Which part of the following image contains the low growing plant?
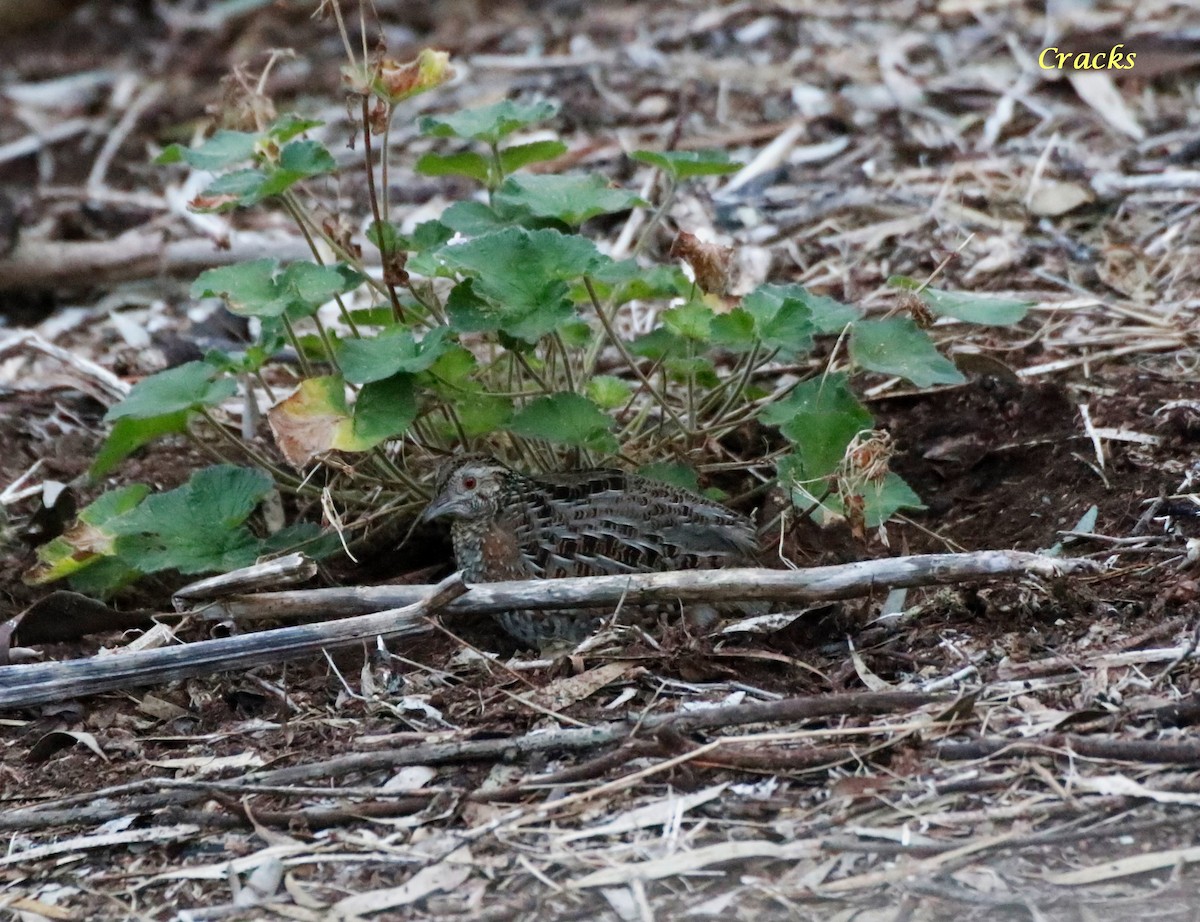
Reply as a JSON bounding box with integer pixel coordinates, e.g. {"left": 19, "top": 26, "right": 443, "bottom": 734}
{"left": 28, "top": 8, "right": 1031, "bottom": 594}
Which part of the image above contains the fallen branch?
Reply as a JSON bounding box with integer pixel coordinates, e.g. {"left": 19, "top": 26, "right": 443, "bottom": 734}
{"left": 0, "top": 575, "right": 466, "bottom": 709}
{"left": 0, "top": 228, "right": 317, "bottom": 291}
{"left": 202, "top": 550, "right": 1092, "bottom": 621}
{"left": 2, "top": 551, "right": 1089, "bottom": 709}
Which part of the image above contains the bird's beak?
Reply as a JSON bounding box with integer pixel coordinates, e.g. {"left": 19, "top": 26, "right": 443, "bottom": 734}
{"left": 420, "top": 491, "right": 455, "bottom": 523}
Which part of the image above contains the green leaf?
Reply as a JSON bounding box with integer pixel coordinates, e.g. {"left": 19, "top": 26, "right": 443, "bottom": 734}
{"left": 630, "top": 149, "right": 742, "bottom": 180}
{"left": 912, "top": 282, "right": 1030, "bottom": 326}
{"left": 493, "top": 174, "right": 644, "bottom": 226}
{"left": 710, "top": 308, "right": 756, "bottom": 350}
{"left": 661, "top": 301, "right": 714, "bottom": 341}
{"left": 738, "top": 288, "right": 819, "bottom": 355}
{"left": 744, "top": 283, "right": 858, "bottom": 334}
{"left": 507, "top": 392, "right": 617, "bottom": 452}
{"left": 254, "top": 139, "right": 336, "bottom": 197}
{"left": 366, "top": 220, "right": 404, "bottom": 257}
{"left": 196, "top": 168, "right": 269, "bottom": 209}
{"left": 454, "top": 394, "right": 513, "bottom": 437}
{"left": 108, "top": 466, "right": 273, "bottom": 574}
{"left": 415, "top": 150, "right": 491, "bottom": 184}
{"left": 67, "top": 556, "right": 144, "bottom": 597}
{"left": 630, "top": 327, "right": 685, "bottom": 361}
{"left": 267, "top": 113, "right": 324, "bottom": 144}
{"left": 410, "top": 219, "right": 455, "bottom": 252}
{"left": 345, "top": 307, "right": 400, "bottom": 327}
{"left": 156, "top": 130, "right": 256, "bottom": 169}
{"left": 499, "top": 140, "right": 568, "bottom": 173}
{"left": 347, "top": 374, "right": 417, "bottom": 448}
{"left": 192, "top": 259, "right": 363, "bottom": 319}
{"left": 105, "top": 361, "right": 235, "bottom": 421}
{"left": 419, "top": 100, "right": 559, "bottom": 143}
{"left": 779, "top": 457, "right": 921, "bottom": 527}
{"left": 424, "top": 346, "right": 478, "bottom": 390}
{"left": 585, "top": 261, "right": 691, "bottom": 306}
{"left": 427, "top": 227, "right": 608, "bottom": 342}
{"left": 760, "top": 374, "right": 873, "bottom": 480}
{"left": 585, "top": 375, "right": 633, "bottom": 409}
{"left": 337, "top": 327, "right": 451, "bottom": 384}
{"left": 850, "top": 317, "right": 966, "bottom": 388}
{"left": 262, "top": 521, "right": 338, "bottom": 559}
{"left": 664, "top": 354, "right": 719, "bottom": 387}
{"left": 436, "top": 201, "right": 510, "bottom": 236}
{"left": 91, "top": 410, "right": 191, "bottom": 478}
{"left": 25, "top": 484, "right": 151, "bottom": 585}
{"left": 559, "top": 318, "right": 592, "bottom": 349}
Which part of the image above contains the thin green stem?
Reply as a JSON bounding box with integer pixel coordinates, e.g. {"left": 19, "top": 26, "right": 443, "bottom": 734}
{"left": 551, "top": 332, "right": 576, "bottom": 393}
{"left": 487, "top": 141, "right": 504, "bottom": 198}
{"left": 278, "top": 194, "right": 361, "bottom": 339}
{"left": 278, "top": 315, "right": 313, "bottom": 378}
{"left": 198, "top": 408, "right": 304, "bottom": 490}
{"left": 360, "top": 95, "right": 406, "bottom": 323}
{"left": 583, "top": 275, "right": 687, "bottom": 432}
{"left": 686, "top": 339, "right": 696, "bottom": 439}
{"left": 631, "top": 175, "right": 678, "bottom": 261}
{"left": 514, "top": 351, "right": 550, "bottom": 393}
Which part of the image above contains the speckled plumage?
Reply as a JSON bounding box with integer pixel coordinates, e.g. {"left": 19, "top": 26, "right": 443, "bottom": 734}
{"left": 421, "top": 458, "right": 760, "bottom": 647}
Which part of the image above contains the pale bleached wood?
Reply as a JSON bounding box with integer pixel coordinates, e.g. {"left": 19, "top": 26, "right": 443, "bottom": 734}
{"left": 0, "top": 575, "right": 465, "bottom": 710}
{"left": 204, "top": 551, "right": 1093, "bottom": 622}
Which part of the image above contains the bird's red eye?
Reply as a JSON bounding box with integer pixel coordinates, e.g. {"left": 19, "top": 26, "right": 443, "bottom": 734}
{"left": 462, "top": 476, "right": 477, "bottom": 489}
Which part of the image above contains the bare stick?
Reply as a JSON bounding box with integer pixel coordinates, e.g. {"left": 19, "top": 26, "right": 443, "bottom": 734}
{"left": 0, "top": 229, "right": 317, "bottom": 291}
{"left": 205, "top": 551, "right": 1093, "bottom": 622}
{"left": 0, "top": 575, "right": 466, "bottom": 709}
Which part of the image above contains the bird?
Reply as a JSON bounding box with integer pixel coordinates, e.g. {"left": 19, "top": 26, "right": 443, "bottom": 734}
{"left": 420, "top": 456, "right": 761, "bottom": 647}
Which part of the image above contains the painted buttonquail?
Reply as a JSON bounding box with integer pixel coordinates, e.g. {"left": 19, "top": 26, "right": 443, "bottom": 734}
{"left": 421, "top": 457, "right": 761, "bottom": 647}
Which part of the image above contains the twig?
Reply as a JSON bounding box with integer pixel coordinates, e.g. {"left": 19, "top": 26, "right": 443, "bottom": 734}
{"left": 0, "top": 228, "right": 318, "bottom": 291}
{"left": 205, "top": 550, "right": 1095, "bottom": 622}
{"left": 0, "top": 574, "right": 467, "bottom": 709}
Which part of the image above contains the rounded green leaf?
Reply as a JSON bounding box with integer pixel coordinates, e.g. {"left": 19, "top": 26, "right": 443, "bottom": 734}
{"left": 105, "top": 362, "right": 236, "bottom": 421}
{"left": 454, "top": 394, "right": 513, "bottom": 437}
{"left": 760, "top": 374, "right": 873, "bottom": 480}
{"left": 419, "top": 100, "right": 559, "bottom": 144}
{"left": 493, "top": 174, "right": 645, "bottom": 226}
{"left": 428, "top": 227, "right": 608, "bottom": 342}
{"left": 499, "top": 140, "right": 568, "bottom": 173}
{"left": 416, "top": 151, "right": 492, "bottom": 184}
{"left": 850, "top": 317, "right": 966, "bottom": 388}
{"left": 157, "top": 130, "right": 257, "bottom": 169}
{"left": 192, "top": 259, "right": 362, "bottom": 319}
{"left": 661, "top": 301, "right": 714, "bottom": 341}
{"left": 585, "top": 375, "right": 633, "bottom": 410}
{"left": 345, "top": 374, "right": 418, "bottom": 449}
{"left": 337, "top": 327, "right": 451, "bottom": 384}
{"left": 507, "top": 392, "right": 617, "bottom": 452}
{"left": 922, "top": 287, "right": 1031, "bottom": 326}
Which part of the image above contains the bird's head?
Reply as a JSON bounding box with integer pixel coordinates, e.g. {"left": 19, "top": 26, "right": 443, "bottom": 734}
{"left": 421, "top": 458, "right": 511, "bottom": 524}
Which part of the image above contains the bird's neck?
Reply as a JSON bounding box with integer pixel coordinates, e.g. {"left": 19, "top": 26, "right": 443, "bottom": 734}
{"left": 451, "top": 514, "right": 529, "bottom": 582}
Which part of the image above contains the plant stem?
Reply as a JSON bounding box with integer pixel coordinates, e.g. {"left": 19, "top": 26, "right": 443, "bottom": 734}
{"left": 583, "top": 275, "right": 687, "bottom": 432}
{"left": 279, "top": 315, "right": 313, "bottom": 379}
{"left": 551, "top": 331, "right": 575, "bottom": 393}
{"left": 631, "top": 175, "right": 677, "bottom": 261}
{"left": 198, "top": 408, "right": 303, "bottom": 490}
{"left": 360, "top": 95, "right": 406, "bottom": 323}
{"left": 279, "top": 194, "right": 361, "bottom": 340}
